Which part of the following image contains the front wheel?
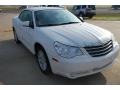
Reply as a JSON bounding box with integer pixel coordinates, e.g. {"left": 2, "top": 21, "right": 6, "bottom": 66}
{"left": 13, "top": 29, "right": 20, "bottom": 44}
{"left": 36, "top": 48, "right": 52, "bottom": 74}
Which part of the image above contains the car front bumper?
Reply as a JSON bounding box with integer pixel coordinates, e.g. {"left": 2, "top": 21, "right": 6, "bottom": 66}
{"left": 50, "top": 42, "right": 119, "bottom": 79}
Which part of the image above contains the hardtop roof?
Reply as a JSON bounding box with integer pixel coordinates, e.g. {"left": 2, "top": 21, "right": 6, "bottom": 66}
{"left": 25, "top": 7, "right": 64, "bottom": 11}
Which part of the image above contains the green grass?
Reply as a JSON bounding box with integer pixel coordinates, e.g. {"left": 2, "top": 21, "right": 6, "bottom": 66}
{"left": 66, "top": 6, "right": 120, "bottom": 21}
{"left": 92, "top": 13, "right": 120, "bottom": 21}
{"left": 0, "top": 6, "right": 18, "bottom": 10}
{"left": 0, "top": 5, "right": 120, "bottom": 21}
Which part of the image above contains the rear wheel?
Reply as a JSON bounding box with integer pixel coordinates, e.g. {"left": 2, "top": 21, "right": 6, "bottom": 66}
{"left": 78, "top": 12, "right": 83, "bottom": 17}
{"left": 88, "top": 15, "right": 93, "bottom": 19}
{"left": 36, "top": 47, "right": 51, "bottom": 74}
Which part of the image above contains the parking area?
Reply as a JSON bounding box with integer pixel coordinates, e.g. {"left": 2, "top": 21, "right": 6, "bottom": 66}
{"left": 0, "top": 13, "right": 120, "bottom": 85}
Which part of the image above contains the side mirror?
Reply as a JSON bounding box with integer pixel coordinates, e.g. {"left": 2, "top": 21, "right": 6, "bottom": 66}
{"left": 22, "top": 21, "right": 30, "bottom": 27}
{"left": 22, "top": 21, "right": 34, "bottom": 29}
{"left": 79, "top": 17, "right": 84, "bottom": 22}
{"left": 29, "top": 21, "right": 34, "bottom": 29}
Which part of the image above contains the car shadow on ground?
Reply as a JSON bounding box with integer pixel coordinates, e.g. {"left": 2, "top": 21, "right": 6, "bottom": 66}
{"left": 0, "top": 39, "right": 107, "bottom": 85}
{"left": 47, "top": 72, "right": 107, "bottom": 85}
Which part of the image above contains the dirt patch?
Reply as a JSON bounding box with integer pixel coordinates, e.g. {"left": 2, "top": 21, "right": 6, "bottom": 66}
{"left": 0, "top": 12, "right": 18, "bottom": 32}
{"left": 0, "top": 31, "right": 13, "bottom": 41}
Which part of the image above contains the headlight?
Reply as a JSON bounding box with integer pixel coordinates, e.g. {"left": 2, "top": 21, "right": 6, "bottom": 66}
{"left": 54, "top": 42, "right": 84, "bottom": 58}
{"left": 111, "top": 34, "right": 116, "bottom": 42}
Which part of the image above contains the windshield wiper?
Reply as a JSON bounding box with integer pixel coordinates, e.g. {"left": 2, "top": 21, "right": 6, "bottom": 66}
{"left": 38, "top": 22, "right": 80, "bottom": 27}
{"left": 59, "top": 22, "right": 80, "bottom": 25}
{"left": 38, "top": 24, "right": 61, "bottom": 27}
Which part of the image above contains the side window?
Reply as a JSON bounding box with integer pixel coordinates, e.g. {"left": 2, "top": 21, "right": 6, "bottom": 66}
{"left": 73, "top": 6, "right": 77, "bottom": 10}
{"left": 82, "top": 5, "right": 86, "bottom": 9}
{"left": 88, "top": 5, "right": 96, "bottom": 10}
{"left": 19, "top": 10, "right": 33, "bottom": 22}
{"left": 76, "top": 6, "right": 81, "bottom": 9}
{"left": 19, "top": 11, "right": 25, "bottom": 21}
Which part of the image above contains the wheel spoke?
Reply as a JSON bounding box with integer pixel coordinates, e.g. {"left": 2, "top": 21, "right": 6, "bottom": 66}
{"left": 37, "top": 50, "right": 47, "bottom": 71}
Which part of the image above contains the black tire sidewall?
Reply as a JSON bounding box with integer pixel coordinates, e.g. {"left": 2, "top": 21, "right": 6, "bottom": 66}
{"left": 88, "top": 15, "right": 93, "bottom": 19}
{"left": 13, "top": 30, "right": 20, "bottom": 43}
{"left": 36, "top": 48, "right": 51, "bottom": 74}
{"left": 78, "top": 12, "right": 83, "bottom": 17}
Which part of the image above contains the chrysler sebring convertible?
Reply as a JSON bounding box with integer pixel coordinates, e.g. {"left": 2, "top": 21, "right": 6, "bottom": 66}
{"left": 12, "top": 7, "right": 119, "bottom": 79}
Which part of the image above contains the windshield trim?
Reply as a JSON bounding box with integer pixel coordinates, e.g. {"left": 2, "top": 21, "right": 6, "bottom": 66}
{"left": 37, "top": 22, "right": 80, "bottom": 27}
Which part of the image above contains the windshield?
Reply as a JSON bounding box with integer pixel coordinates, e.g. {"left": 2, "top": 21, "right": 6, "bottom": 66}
{"left": 34, "top": 9, "right": 82, "bottom": 26}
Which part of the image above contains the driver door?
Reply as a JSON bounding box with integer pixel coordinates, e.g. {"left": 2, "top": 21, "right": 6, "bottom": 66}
{"left": 18, "top": 10, "right": 35, "bottom": 51}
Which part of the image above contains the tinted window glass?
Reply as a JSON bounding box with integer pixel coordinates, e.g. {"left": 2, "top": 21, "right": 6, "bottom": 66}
{"left": 74, "top": 6, "right": 81, "bottom": 9}
{"left": 19, "top": 10, "right": 33, "bottom": 22}
{"left": 82, "top": 5, "right": 86, "bottom": 9}
{"left": 34, "top": 9, "right": 81, "bottom": 26}
{"left": 88, "top": 5, "right": 96, "bottom": 10}
{"left": 78, "top": 6, "right": 81, "bottom": 9}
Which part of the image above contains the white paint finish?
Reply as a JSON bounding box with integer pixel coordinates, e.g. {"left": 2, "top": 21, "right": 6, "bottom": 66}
{"left": 12, "top": 7, "right": 119, "bottom": 79}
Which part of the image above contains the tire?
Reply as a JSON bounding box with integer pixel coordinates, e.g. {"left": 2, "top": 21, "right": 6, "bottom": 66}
{"left": 78, "top": 12, "right": 83, "bottom": 17}
{"left": 88, "top": 15, "right": 93, "bottom": 19}
{"left": 13, "top": 28, "right": 21, "bottom": 44}
{"left": 36, "top": 47, "right": 51, "bottom": 74}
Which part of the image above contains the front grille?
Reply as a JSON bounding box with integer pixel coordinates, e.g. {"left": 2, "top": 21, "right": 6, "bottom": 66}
{"left": 84, "top": 40, "right": 113, "bottom": 57}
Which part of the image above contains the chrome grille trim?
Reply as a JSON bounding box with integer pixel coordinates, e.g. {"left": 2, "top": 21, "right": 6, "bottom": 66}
{"left": 84, "top": 40, "right": 113, "bottom": 57}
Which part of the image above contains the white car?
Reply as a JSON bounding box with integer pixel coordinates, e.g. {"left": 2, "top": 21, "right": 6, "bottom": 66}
{"left": 12, "top": 7, "right": 119, "bottom": 79}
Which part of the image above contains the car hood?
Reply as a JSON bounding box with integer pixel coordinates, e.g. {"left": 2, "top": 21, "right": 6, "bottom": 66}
{"left": 38, "top": 22, "right": 112, "bottom": 47}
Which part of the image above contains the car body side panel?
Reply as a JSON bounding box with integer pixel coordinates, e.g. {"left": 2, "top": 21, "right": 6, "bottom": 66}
{"left": 12, "top": 8, "right": 119, "bottom": 79}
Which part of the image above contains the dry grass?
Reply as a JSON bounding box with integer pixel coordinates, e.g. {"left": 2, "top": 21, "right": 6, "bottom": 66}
{"left": 93, "top": 13, "right": 120, "bottom": 20}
